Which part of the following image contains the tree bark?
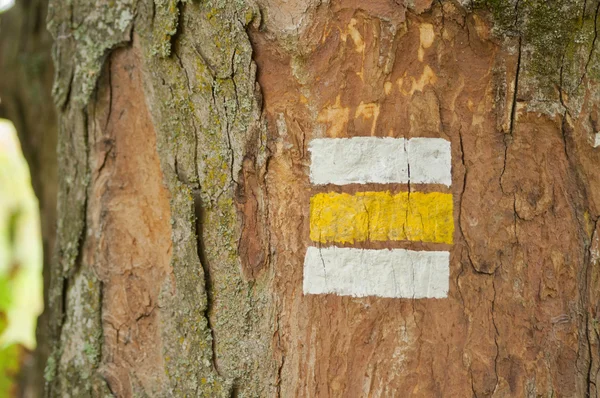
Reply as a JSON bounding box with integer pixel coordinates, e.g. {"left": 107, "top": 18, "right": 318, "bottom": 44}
{"left": 5, "top": 0, "right": 600, "bottom": 396}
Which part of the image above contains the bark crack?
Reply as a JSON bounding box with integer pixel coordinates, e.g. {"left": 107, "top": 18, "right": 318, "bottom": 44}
{"left": 585, "top": 216, "right": 599, "bottom": 397}
{"left": 491, "top": 275, "right": 500, "bottom": 394}
{"left": 457, "top": 126, "right": 479, "bottom": 274}
{"left": 317, "top": 243, "right": 329, "bottom": 292}
{"left": 578, "top": 1, "right": 600, "bottom": 88}
{"left": 500, "top": 36, "right": 521, "bottom": 195}
{"left": 193, "top": 190, "right": 222, "bottom": 378}
{"left": 455, "top": 129, "right": 468, "bottom": 305}
{"left": 403, "top": 139, "right": 411, "bottom": 240}
{"left": 559, "top": 54, "right": 573, "bottom": 162}
{"left": 274, "top": 309, "right": 285, "bottom": 398}
{"left": 174, "top": 50, "right": 201, "bottom": 185}
{"left": 222, "top": 95, "right": 238, "bottom": 187}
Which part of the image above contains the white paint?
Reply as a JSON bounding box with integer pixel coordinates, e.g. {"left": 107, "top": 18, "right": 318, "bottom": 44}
{"left": 309, "top": 137, "right": 408, "bottom": 185}
{"left": 407, "top": 137, "right": 452, "bottom": 186}
{"left": 303, "top": 246, "right": 449, "bottom": 298}
{"left": 594, "top": 132, "right": 600, "bottom": 148}
{"left": 309, "top": 137, "right": 451, "bottom": 186}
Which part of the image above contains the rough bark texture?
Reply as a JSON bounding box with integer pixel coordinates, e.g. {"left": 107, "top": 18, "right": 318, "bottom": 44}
{"left": 3, "top": 0, "right": 600, "bottom": 396}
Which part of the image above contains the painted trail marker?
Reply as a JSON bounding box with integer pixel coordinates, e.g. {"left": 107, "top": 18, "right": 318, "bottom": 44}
{"left": 310, "top": 191, "right": 454, "bottom": 245}
{"left": 309, "top": 137, "right": 451, "bottom": 186}
{"left": 304, "top": 136, "right": 453, "bottom": 299}
{"left": 304, "top": 247, "right": 449, "bottom": 298}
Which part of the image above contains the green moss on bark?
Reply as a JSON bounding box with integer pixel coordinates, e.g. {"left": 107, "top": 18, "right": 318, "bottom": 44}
{"left": 137, "top": 0, "right": 276, "bottom": 395}
{"left": 475, "top": 0, "right": 599, "bottom": 112}
{"left": 152, "top": 0, "right": 182, "bottom": 57}
{"left": 47, "top": 0, "right": 136, "bottom": 107}
{"left": 47, "top": 0, "right": 272, "bottom": 394}
{"left": 46, "top": 0, "right": 137, "bottom": 388}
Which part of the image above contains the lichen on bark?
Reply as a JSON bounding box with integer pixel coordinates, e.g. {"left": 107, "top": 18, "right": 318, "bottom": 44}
{"left": 475, "top": 0, "right": 600, "bottom": 113}
{"left": 47, "top": 0, "right": 136, "bottom": 107}
{"left": 136, "top": 0, "right": 276, "bottom": 394}
{"left": 45, "top": 3, "right": 139, "bottom": 391}
{"left": 45, "top": 0, "right": 275, "bottom": 395}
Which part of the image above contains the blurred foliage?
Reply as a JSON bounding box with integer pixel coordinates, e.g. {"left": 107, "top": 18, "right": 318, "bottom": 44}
{"left": 0, "top": 119, "right": 43, "bottom": 396}
{"left": 0, "top": 0, "right": 14, "bottom": 13}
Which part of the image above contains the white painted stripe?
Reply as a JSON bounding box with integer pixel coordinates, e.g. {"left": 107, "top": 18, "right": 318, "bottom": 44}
{"left": 308, "top": 137, "right": 451, "bottom": 186}
{"left": 309, "top": 137, "right": 409, "bottom": 185}
{"left": 407, "top": 137, "right": 452, "bottom": 186}
{"left": 303, "top": 246, "right": 449, "bottom": 298}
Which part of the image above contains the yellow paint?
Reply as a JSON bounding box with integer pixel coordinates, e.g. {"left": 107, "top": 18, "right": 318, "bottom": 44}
{"left": 317, "top": 95, "right": 350, "bottom": 137}
{"left": 310, "top": 191, "right": 454, "bottom": 244}
{"left": 355, "top": 102, "right": 380, "bottom": 136}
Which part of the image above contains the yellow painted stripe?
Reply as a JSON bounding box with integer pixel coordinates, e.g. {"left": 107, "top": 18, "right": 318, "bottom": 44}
{"left": 310, "top": 191, "right": 454, "bottom": 245}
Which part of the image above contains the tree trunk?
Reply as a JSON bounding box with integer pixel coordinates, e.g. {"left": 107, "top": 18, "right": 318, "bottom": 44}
{"left": 5, "top": 0, "right": 600, "bottom": 396}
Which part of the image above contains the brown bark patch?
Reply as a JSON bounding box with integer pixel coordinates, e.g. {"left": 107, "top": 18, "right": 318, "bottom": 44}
{"left": 85, "top": 45, "right": 172, "bottom": 396}
{"left": 237, "top": 156, "right": 269, "bottom": 279}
